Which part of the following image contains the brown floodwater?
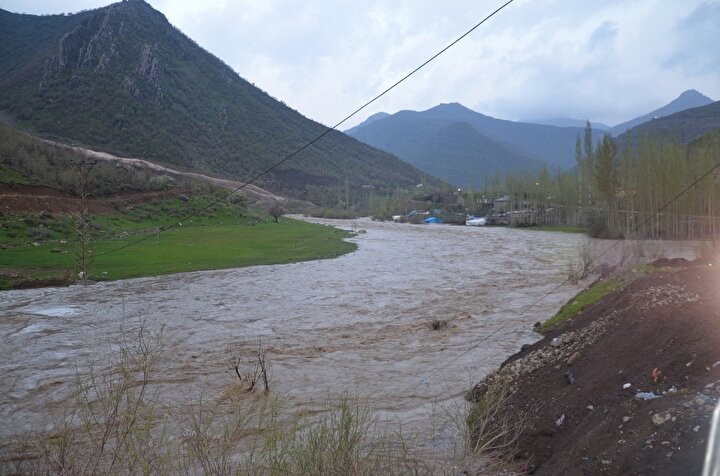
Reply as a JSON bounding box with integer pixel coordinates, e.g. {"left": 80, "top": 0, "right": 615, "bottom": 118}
{"left": 0, "top": 219, "right": 700, "bottom": 450}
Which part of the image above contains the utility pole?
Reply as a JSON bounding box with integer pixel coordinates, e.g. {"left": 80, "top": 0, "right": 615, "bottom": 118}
{"left": 71, "top": 160, "right": 95, "bottom": 285}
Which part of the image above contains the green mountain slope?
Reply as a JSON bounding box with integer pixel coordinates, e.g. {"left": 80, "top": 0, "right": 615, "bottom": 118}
{"left": 0, "top": 1, "right": 438, "bottom": 206}
{"left": 609, "top": 89, "right": 714, "bottom": 137}
{"left": 352, "top": 120, "right": 543, "bottom": 188}
{"left": 346, "top": 103, "right": 599, "bottom": 177}
{"left": 616, "top": 101, "right": 720, "bottom": 144}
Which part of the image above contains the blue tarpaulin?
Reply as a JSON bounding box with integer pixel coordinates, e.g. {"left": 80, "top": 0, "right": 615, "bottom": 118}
{"left": 423, "top": 216, "right": 442, "bottom": 224}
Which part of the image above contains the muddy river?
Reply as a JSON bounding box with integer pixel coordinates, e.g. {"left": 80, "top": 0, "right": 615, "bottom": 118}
{"left": 2, "top": 219, "right": 689, "bottom": 450}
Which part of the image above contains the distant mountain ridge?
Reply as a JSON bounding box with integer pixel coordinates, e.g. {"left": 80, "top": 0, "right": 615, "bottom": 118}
{"left": 394, "top": 121, "right": 543, "bottom": 189}
{"left": 346, "top": 103, "right": 596, "bottom": 187}
{"left": 616, "top": 100, "right": 720, "bottom": 145}
{"left": 527, "top": 118, "right": 610, "bottom": 131}
{"left": 0, "top": 0, "right": 439, "bottom": 206}
{"left": 609, "top": 89, "right": 714, "bottom": 136}
{"left": 345, "top": 90, "right": 715, "bottom": 187}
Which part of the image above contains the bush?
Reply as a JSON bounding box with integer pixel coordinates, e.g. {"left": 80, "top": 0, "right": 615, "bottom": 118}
{"left": 28, "top": 227, "right": 51, "bottom": 240}
{"left": 147, "top": 175, "right": 175, "bottom": 191}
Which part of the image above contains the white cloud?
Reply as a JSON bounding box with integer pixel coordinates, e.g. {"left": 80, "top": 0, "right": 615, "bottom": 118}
{"left": 1, "top": 0, "right": 718, "bottom": 127}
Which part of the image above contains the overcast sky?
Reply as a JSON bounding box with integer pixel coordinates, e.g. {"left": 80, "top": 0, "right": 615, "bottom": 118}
{"left": 2, "top": 0, "right": 719, "bottom": 128}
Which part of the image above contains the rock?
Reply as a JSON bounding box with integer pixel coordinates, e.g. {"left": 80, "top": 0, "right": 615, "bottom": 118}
{"left": 623, "top": 416, "right": 631, "bottom": 423}
{"left": 520, "top": 344, "right": 532, "bottom": 353}
{"left": 623, "top": 383, "right": 632, "bottom": 390}
{"left": 587, "top": 405, "right": 595, "bottom": 411}
{"left": 561, "top": 333, "right": 574, "bottom": 344}
{"left": 550, "top": 337, "right": 562, "bottom": 348}
{"left": 567, "top": 351, "right": 582, "bottom": 366}
{"left": 565, "top": 370, "right": 576, "bottom": 384}
{"left": 555, "top": 414, "right": 566, "bottom": 427}
{"left": 652, "top": 413, "right": 672, "bottom": 425}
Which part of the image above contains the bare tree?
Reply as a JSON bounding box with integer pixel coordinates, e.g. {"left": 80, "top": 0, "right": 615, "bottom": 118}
{"left": 268, "top": 202, "right": 285, "bottom": 223}
{"left": 228, "top": 339, "right": 270, "bottom": 393}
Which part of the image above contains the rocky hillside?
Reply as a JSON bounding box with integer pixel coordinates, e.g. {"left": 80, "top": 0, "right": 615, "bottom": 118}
{"left": 0, "top": 1, "right": 439, "bottom": 206}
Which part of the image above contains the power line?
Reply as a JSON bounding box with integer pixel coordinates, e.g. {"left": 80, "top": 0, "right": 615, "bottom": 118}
{"left": 424, "top": 157, "right": 720, "bottom": 378}
{"left": 91, "top": 0, "right": 516, "bottom": 260}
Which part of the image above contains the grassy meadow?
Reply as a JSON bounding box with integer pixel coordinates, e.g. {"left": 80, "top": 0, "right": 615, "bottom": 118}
{"left": 0, "top": 195, "right": 356, "bottom": 288}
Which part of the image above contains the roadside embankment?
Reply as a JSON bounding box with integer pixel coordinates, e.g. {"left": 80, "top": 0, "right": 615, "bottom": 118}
{"left": 468, "top": 255, "right": 720, "bottom": 475}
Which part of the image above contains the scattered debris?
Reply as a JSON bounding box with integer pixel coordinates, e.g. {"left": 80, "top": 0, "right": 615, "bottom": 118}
{"left": 652, "top": 413, "right": 672, "bottom": 426}
{"left": 652, "top": 367, "right": 662, "bottom": 383}
{"left": 635, "top": 391, "right": 662, "bottom": 401}
{"left": 467, "top": 266, "right": 720, "bottom": 475}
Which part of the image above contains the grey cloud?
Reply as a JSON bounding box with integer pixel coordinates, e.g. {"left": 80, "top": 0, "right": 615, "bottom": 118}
{"left": 663, "top": 2, "right": 720, "bottom": 73}
{"left": 587, "top": 21, "right": 618, "bottom": 51}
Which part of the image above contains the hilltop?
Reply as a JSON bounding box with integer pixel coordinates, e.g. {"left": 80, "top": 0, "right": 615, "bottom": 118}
{"left": 345, "top": 89, "right": 717, "bottom": 188}
{"left": 609, "top": 89, "right": 714, "bottom": 136}
{"left": 346, "top": 103, "right": 590, "bottom": 187}
{"left": 0, "top": 1, "right": 439, "bottom": 207}
{"left": 617, "top": 100, "right": 720, "bottom": 145}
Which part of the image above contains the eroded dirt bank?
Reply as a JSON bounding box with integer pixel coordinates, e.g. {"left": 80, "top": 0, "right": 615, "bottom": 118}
{"left": 469, "top": 259, "right": 720, "bottom": 475}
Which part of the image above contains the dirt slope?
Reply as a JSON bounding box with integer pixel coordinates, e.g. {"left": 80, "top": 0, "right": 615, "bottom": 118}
{"left": 41, "top": 138, "right": 310, "bottom": 209}
{"left": 470, "top": 261, "right": 720, "bottom": 475}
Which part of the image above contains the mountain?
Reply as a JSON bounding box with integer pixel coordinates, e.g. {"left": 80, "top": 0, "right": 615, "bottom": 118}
{"left": 394, "top": 121, "right": 544, "bottom": 188}
{"left": 616, "top": 101, "right": 720, "bottom": 145}
{"left": 609, "top": 89, "right": 714, "bottom": 136}
{"left": 528, "top": 118, "right": 610, "bottom": 131}
{"left": 346, "top": 103, "right": 600, "bottom": 185}
{"left": 0, "top": 1, "right": 439, "bottom": 206}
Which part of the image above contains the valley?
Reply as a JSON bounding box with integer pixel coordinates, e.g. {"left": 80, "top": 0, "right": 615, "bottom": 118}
{"left": 1, "top": 0, "right": 719, "bottom": 474}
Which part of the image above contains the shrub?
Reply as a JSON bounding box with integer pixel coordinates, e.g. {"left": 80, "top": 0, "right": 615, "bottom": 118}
{"left": 28, "top": 227, "right": 51, "bottom": 240}
{"left": 147, "top": 175, "right": 175, "bottom": 191}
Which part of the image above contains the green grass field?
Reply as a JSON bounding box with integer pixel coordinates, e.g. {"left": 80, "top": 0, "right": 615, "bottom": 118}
{"left": 0, "top": 195, "right": 356, "bottom": 289}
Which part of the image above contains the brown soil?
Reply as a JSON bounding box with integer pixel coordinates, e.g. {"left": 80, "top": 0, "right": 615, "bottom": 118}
{"left": 0, "top": 182, "right": 177, "bottom": 215}
{"left": 39, "top": 138, "right": 313, "bottom": 209}
{"left": 470, "top": 262, "right": 720, "bottom": 475}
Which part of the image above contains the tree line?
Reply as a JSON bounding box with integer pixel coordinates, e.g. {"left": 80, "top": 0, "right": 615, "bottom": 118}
{"left": 476, "top": 124, "right": 720, "bottom": 240}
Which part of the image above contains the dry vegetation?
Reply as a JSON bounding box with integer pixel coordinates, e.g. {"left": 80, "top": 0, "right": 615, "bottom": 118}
{"left": 0, "top": 319, "right": 495, "bottom": 475}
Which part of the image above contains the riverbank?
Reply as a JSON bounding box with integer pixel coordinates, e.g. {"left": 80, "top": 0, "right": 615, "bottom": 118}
{"left": 467, "top": 254, "right": 720, "bottom": 474}
{"left": 0, "top": 192, "right": 356, "bottom": 289}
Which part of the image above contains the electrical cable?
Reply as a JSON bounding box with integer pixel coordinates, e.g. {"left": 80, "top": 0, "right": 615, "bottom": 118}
{"left": 423, "top": 157, "right": 720, "bottom": 378}
{"left": 91, "top": 0, "right": 516, "bottom": 261}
